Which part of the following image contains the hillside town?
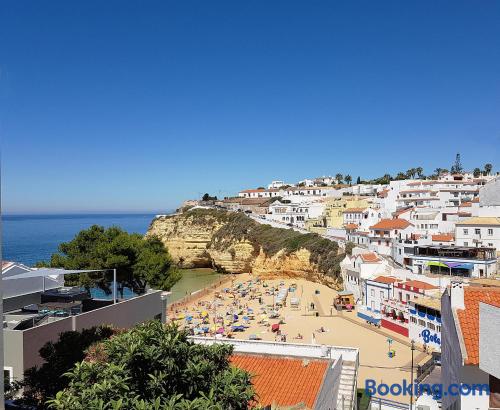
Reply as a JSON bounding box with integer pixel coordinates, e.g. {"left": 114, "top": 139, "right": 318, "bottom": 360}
{"left": 2, "top": 162, "right": 499, "bottom": 410}
{"left": 173, "top": 162, "right": 500, "bottom": 410}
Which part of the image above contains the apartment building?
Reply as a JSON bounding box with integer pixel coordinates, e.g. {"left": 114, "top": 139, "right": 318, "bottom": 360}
{"left": 441, "top": 282, "right": 500, "bottom": 410}
{"left": 455, "top": 217, "right": 500, "bottom": 254}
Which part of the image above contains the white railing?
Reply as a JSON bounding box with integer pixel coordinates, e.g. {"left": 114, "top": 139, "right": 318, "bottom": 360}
{"left": 189, "top": 336, "right": 359, "bottom": 362}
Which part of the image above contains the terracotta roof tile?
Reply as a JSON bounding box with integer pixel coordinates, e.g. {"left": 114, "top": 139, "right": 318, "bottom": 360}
{"left": 344, "top": 223, "right": 359, "bottom": 230}
{"left": 342, "top": 207, "right": 367, "bottom": 213}
{"left": 359, "top": 252, "right": 381, "bottom": 263}
{"left": 231, "top": 354, "right": 330, "bottom": 408}
{"left": 370, "top": 218, "right": 412, "bottom": 230}
{"left": 456, "top": 287, "right": 500, "bottom": 365}
{"left": 373, "top": 276, "right": 400, "bottom": 284}
{"left": 401, "top": 280, "right": 438, "bottom": 290}
{"left": 431, "top": 233, "right": 454, "bottom": 242}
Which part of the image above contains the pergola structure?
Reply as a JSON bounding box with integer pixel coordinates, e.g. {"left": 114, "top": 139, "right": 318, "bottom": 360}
{"left": 4, "top": 268, "right": 119, "bottom": 303}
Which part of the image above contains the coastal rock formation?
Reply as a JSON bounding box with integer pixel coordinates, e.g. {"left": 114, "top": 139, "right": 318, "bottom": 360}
{"left": 147, "top": 211, "right": 224, "bottom": 268}
{"left": 147, "top": 209, "right": 344, "bottom": 289}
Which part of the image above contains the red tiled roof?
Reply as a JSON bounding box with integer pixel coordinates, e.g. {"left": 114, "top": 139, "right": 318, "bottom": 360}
{"left": 457, "top": 287, "right": 500, "bottom": 365}
{"left": 402, "top": 280, "right": 438, "bottom": 290}
{"left": 230, "top": 354, "right": 329, "bottom": 408}
{"left": 370, "top": 218, "right": 412, "bottom": 230}
{"left": 345, "top": 223, "right": 359, "bottom": 230}
{"left": 373, "top": 276, "right": 400, "bottom": 284}
{"left": 432, "top": 233, "right": 454, "bottom": 242}
{"left": 393, "top": 207, "right": 413, "bottom": 217}
{"left": 240, "top": 188, "right": 279, "bottom": 193}
{"left": 359, "top": 252, "right": 381, "bottom": 263}
{"left": 342, "top": 207, "right": 367, "bottom": 213}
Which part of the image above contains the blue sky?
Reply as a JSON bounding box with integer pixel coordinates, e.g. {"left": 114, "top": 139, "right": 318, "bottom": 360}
{"left": 1, "top": 1, "right": 499, "bottom": 213}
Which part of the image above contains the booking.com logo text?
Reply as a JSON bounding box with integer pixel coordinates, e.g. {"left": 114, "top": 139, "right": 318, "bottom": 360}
{"left": 365, "top": 379, "right": 490, "bottom": 400}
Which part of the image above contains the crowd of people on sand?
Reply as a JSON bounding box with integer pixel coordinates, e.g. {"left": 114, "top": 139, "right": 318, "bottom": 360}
{"left": 168, "top": 276, "right": 332, "bottom": 343}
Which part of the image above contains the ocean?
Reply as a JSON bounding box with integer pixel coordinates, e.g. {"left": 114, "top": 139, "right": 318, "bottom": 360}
{"left": 2, "top": 213, "right": 223, "bottom": 299}
{"left": 2, "top": 213, "right": 156, "bottom": 266}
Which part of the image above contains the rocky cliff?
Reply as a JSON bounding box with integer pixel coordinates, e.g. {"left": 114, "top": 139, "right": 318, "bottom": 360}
{"left": 147, "top": 209, "right": 344, "bottom": 288}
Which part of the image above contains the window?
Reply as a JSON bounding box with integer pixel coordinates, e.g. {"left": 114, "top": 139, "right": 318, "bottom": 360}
{"left": 410, "top": 316, "right": 417, "bottom": 324}
{"left": 475, "top": 228, "right": 481, "bottom": 235}
{"left": 428, "top": 322, "right": 436, "bottom": 330}
{"left": 406, "top": 294, "right": 410, "bottom": 302}
{"left": 380, "top": 291, "right": 384, "bottom": 299}
{"left": 436, "top": 325, "right": 441, "bottom": 333}
{"left": 371, "top": 289, "right": 375, "bottom": 297}
{"left": 463, "top": 229, "right": 468, "bottom": 235}
{"left": 488, "top": 228, "right": 493, "bottom": 235}
{"left": 464, "top": 242, "right": 468, "bottom": 247}
{"left": 418, "top": 319, "right": 426, "bottom": 327}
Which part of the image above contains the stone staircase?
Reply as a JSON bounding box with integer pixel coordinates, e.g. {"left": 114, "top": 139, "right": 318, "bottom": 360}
{"left": 336, "top": 360, "right": 357, "bottom": 410}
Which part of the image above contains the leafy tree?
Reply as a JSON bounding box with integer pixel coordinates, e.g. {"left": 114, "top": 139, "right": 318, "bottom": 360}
{"left": 46, "top": 225, "right": 180, "bottom": 294}
{"left": 345, "top": 175, "right": 352, "bottom": 185}
{"left": 9, "top": 326, "right": 114, "bottom": 409}
{"left": 48, "top": 322, "right": 255, "bottom": 410}
{"left": 202, "top": 193, "right": 218, "bottom": 201}
{"left": 335, "top": 173, "right": 343, "bottom": 184}
{"left": 395, "top": 172, "right": 406, "bottom": 180}
{"left": 416, "top": 167, "right": 424, "bottom": 179}
{"left": 484, "top": 163, "right": 493, "bottom": 175}
{"left": 473, "top": 167, "right": 482, "bottom": 178}
{"left": 434, "top": 168, "right": 443, "bottom": 177}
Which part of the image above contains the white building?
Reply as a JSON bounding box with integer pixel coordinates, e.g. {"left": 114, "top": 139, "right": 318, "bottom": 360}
{"left": 266, "top": 199, "right": 325, "bottom": 228}
{"left": 368, "top": 218, "right": 415, "bottom": 256}
{"left": 455, "top": 217, "right": 500, "bottom": 254}
{"left": 238, "top": 188, "right": 281, "bottom": 198}
{"left": 441, "top": 282, "right": 500, "bottom": 410}
{"left": 408, "top": 297, "right": 442, "bottom": 351}
{"left": 191, "top": 337, "right": 360, "bottom": 410}
{"left": 408, "top": 245, "right": 497, "bottom": 278}
{"left": 340, "top": 251, "right": 390, "bottom": 303}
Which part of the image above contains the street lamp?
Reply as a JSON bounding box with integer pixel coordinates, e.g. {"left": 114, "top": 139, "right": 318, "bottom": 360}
{"left": 410, "top": 339, "right": 416, "bottom": 410}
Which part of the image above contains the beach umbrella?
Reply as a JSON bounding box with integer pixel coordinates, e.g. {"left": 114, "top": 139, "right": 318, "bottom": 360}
{"left": 260, "top": 314, "right": 267, "bottom": 319}
{"left": 201, "top": 311, "right": 208, "bottom": 317}
{"left": 243, "top": 316, "right": 249, "bottom": 321}
{"left": 216, "top": 327, "right": 224, "bottom": 334}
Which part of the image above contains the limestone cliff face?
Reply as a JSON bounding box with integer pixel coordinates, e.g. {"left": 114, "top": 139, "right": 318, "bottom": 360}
{"left": 147, "top": 210, "right": 342, "bottom": 289}
{"left": 147, "top": 213, "right": 223, "bottom": 268}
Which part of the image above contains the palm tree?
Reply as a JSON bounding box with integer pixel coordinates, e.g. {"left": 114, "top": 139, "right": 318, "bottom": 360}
{"left": 416, "top": 167, "right": 424, "bottom": 179}
{"left": 434, "top": 168, "right": 442, "bottom": 177}
{"left": 335, "top": 173, "right": 343, "bottom": 184}
{"left": 484, "top": 163, "right": 493, "bottom": 176}
{"left": 406, "top": 168, "right": 417, "bottom": 179}
{"left": 473, "top": 168, "right": 482, "bottom": 178}
{"left": 345, "top": 175, "right": 352, "bottom": 185}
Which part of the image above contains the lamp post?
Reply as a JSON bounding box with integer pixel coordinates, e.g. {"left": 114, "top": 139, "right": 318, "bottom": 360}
{"left": 410, "top": 339, "right": 416, "bottom": 410}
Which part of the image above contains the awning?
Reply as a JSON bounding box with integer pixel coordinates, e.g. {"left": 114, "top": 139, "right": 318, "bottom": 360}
{"left": 427, "top": 261, "right": 448, "bottom": 268}
{"left": 3, "top": 268, "right": 104, "bottom": 280}
{"left": 456, "top": 263, "right": 474, "bottom": 270}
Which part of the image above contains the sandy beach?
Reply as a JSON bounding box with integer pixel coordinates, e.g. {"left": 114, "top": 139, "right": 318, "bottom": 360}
{"left": 169, "top": 273, "right": 430, "bottom": 404}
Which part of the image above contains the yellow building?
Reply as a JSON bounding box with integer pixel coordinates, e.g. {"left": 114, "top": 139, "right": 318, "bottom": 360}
{"left": 322, "top": 196, "right": 370, "bottom": 229}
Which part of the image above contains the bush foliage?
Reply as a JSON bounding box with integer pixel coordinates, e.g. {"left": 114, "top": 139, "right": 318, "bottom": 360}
{"left": 48, "top": 322, "right": 255, "bottom": 410}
